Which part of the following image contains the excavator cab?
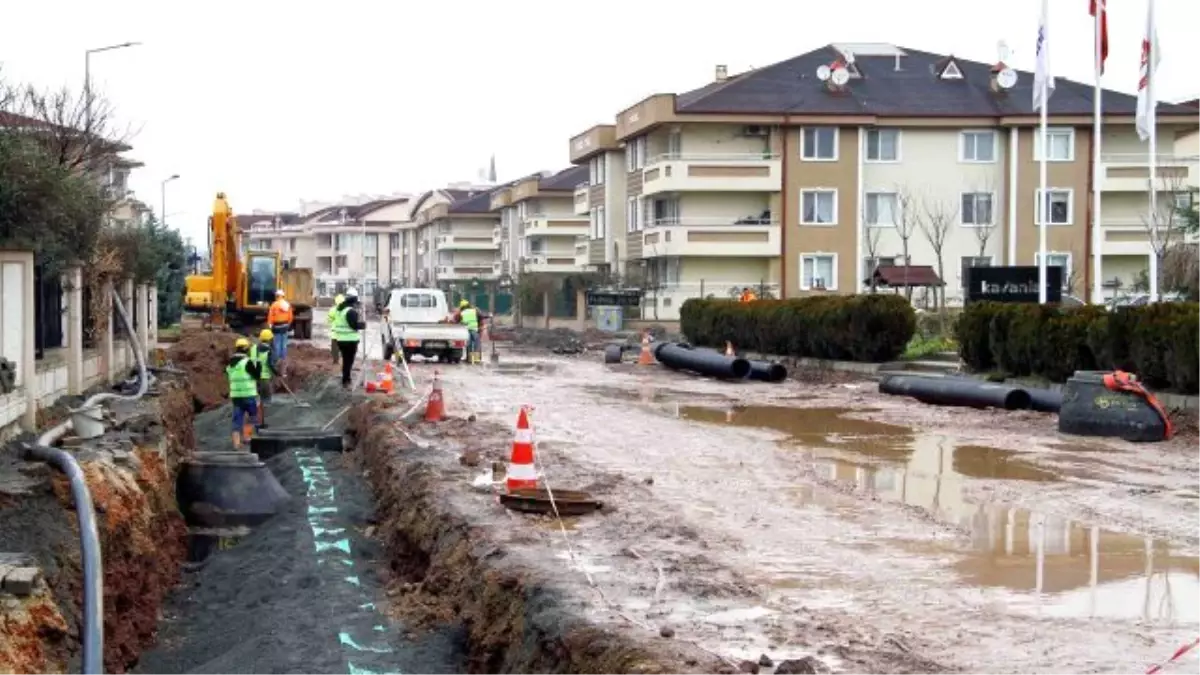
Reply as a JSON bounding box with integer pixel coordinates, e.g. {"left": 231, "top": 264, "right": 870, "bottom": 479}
{"left": 244, "top": 251, "right": 279, "bottom": 306}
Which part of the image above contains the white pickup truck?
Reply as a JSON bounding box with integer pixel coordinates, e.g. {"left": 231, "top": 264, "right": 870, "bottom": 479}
{"left": 380, "top": 288, "right": 470, "bottom": 364}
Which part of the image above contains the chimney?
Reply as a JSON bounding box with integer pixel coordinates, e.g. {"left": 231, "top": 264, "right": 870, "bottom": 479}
{"left": 894, "top": 54, "right": 902, "bottom": 71}
{"left": 715, "top": 64, "right": 728, "bottom": 82}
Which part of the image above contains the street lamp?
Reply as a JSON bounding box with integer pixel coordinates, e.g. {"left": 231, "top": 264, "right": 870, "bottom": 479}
{"left": 84, "top": 41, "right": 141, "bottom": 128}
{"left": 160, "top": 174, "right": 180, "bottom": 226}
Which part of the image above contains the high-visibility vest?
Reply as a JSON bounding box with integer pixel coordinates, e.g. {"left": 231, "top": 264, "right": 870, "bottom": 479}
{"left": 326, "top": 295, "right": 345, "bottom": 325}
{"left": 226, "top": 355, "right": 257, "bottom": 399}
{"left": 250, "top": 344, "right": 273, "bottom": 381}
{"left": 268, "top": 299, "right": 294, "bottom": 325}
{"left": 460, "top": 307, "right": 478, "bottom": 331}
{"left": 330, "top": 306, "right": 360, "bottom": 342}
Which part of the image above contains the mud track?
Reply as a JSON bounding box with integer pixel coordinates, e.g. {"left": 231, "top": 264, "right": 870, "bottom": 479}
{"left": 348, "top": 398, "right": 726, "bottom": 674}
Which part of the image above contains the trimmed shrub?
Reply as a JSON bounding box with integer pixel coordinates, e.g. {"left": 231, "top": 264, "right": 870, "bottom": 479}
{"left": 679, "top": 295, "right": 917, "bottom": 363}
{"left": 955, "top": 301, "right": 1199, "bottom": 393}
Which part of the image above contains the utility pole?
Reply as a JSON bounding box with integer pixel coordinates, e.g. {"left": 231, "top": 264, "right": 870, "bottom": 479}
{"left": 160, "top": 174, "right": 180, "bottom": 226}
{"left": 84, "top": 41, "right": 141, "bottom": 129}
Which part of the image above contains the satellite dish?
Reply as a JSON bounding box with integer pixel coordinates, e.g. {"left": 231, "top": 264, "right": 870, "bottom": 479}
{"left": 831, "top": 67, "right": 850, "bottom": 86}
{"left": 997, "top": 68, "right": 1018, "bottom": 89}
{"left": 816, "top": 64, "right": 832, "bottom": 81}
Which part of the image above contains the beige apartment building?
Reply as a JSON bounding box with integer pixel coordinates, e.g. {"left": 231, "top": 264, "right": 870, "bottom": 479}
{"left": 489, "top": 166, "right": 589, "bottom": 279}
{"left": 568, "top": 43, "right": 1199, "bottom": 316}
{"left": 412, "top": 189, "right": 499, "bottom": 287}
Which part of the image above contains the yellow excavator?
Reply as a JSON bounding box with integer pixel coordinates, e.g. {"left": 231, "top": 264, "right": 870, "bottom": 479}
{"left": 183, "top": 192, "right": 315, "bottom": 338}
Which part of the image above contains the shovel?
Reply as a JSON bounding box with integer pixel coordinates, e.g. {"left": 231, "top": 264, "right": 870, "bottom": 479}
{"left": 275, "top": 374, "right": 312, "bottom": 408}
{"left": 489, "top": 319, "right": 499, "bottom": 364}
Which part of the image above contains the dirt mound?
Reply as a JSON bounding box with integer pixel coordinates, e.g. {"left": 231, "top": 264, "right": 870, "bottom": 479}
{"left": 167, "top": 331, "right": 335, "bottom": 411}
{"left": 347, "top": 399, "right": 719, "bottom": 674}
{"left": 0, "top": 380, "right": 194, "bottom": 673}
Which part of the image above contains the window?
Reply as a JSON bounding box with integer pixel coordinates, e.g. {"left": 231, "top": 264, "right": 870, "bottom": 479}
{"left": 865, "top": 129, "right": 900, "bottom": 162}
{"left": 626, "top": 197, "right": 639, "bottom": 233}
{"left": 625, "top": 136, "right": 647, "bottom": 171}
{"left": 1034, "top": 189, "right": 1073, "bottom": 225}
{"left": 800, "top": 253, "right": 837, "bottom": 291}
{"left": 399, "top": 293, "right": 435, "bottom": 308}
{"left": 389, "top": 233, "right": 400, "bottom": 250}
{"left": 593, "top": 206, "right": 607, "bottom": 240}
{"left": 516, "top": 202, "right": 527, "bottom": 222}
{"left": 863, "top": 256, "right": 897, "bottom": 284}
{"left": 800, "top": 189, "right": 838, "bottom": 225}
{"left": 666, "top": 129, "right": 682, "bottom": 158}
{"left": 390, "top": 256, "right": 400, "bottom": 273}
{"left": 1034, "top": 128, "right": 1074, "bottom": 161}
{"left": 364, "top": 256, "right": 378, "bottom": 276}
{"left": 526, "top": 238, "right": 545, "bottom": 255}
{"left": 961, "top": 192, "right": 995, "bottom": 226}
{"left": 801, "top": 127, "right": 838, "bottom": 161}
{"left": 589, "top": 156, "right": 606, "bottom": 185}
{"left": 865, "top": 192, "right": 898, "bottom": 227}
{"left": 651, "top": 197, "right": 680, "bottom": 226}
{"left": 1033, "top": 252, "right": 1072, "bottom": 289}
{"left": 1173, "top": 191, "right": 1195, "bottom": 211}
{"left": 960, "top": 131, "right": 996, "bottom": 162}
{"left": 288, "top": 238, "right": 297, "bottom": 251}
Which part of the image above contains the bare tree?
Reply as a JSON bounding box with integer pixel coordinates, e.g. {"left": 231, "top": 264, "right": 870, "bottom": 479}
{"left": 967, "top": 179, "right": 999, "bottom": 259}
{"left": 893, "top": 186, "right": 920, "bottom": 300}
{"left": 862, "top": 222, "right": 883, "bottom": 292}
{"left": 1, "top": 82, "right": 135, "bottom": 174}
{"left": 918, "top": 195, "right": 958, "bottom": 309}
{"left": 1141, "top": 172, "right": 1194, "bottom": 299}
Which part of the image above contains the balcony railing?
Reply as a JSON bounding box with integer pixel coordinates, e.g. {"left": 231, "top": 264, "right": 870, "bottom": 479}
{"left": 646, "top": 216, "right": 776, "bottom": 228}
{"left": 641, "top": 153, "right": 783, "bottom": 196}
{"left": 646, "top": 152, "right": 780, "bottom": 165}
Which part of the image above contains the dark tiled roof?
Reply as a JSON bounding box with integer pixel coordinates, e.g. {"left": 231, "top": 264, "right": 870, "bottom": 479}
{"left": 355, "top": 197, "right": 409, "bottom": 219}
{"left": 677, "top": 45, "right": 1198, "bottom": 118}
{"left": 447, "top": 190, "right": 497, "bottom": 214}
{"left": 537, "top": 165, "right": 588, "bottom": 191}
{"left": 870, "top": 265, "right": 944, "bottom": 287}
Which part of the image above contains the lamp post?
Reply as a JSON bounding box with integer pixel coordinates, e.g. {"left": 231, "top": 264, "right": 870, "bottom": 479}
{"left": 160, "top": 174, "right": 179, "bottom": 226}
{"left": 84, "top": 41, "right": 141, "bottom": 101}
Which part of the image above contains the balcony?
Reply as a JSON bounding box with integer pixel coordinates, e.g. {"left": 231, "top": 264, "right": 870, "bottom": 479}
{"left": 522, "top": 255, "right": 580, "bottom": 274}
{"left": 574, "top": 239, "right": 589, "bottom": 267}
{"left": 1099, "top": 154, "right": 1199, "bottom": 192}
{"left": 641, "top": 153, "right": 782, "bottom": 196}
{"left": 435, "top": 234, "right": 498, "bottom": 250}
{"left": 1100, "top": 217, "right": 1196, "bottom": 254}
{"left": 574, "top": 183, "right": 590, "bottom": 215}
{"left": 524, "top": 215, "right": 588, "bottom": 238}
{"left": 436, "top": 265, "right": 497, "bottom": 280}
{"left": 492, "top": 227, "right": 503, "bottom": 245}
{"left": 640, "top": 218, "right": 780, "bottom": 258}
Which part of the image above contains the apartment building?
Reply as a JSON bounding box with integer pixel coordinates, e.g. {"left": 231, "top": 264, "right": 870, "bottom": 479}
{"left": 576, "top": 43, "right": 1198, "bottom": 314}
{"left": 489, "top": 166, "right": 589, "bottom": 279}
{"left": 568, "top": 126, "right": 629, "bottom": 280}
{"left": 412, "top": 189, "right": 500, "bottom": 287}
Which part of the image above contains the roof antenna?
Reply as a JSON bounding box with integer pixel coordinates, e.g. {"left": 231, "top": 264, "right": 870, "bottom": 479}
{"left": 894, "top": 53, "right": 902, "bottom": 71}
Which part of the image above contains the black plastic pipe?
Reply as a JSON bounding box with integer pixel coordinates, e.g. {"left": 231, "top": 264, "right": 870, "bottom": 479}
{"left": 1027, "top": 388, "right": 1064, "bottom": 413}
{"left": 879, "top": 373, "right": 1033, "bottom": 410}
{"left": 653, "top": 342, "right": 751, "bottom": 379}
{"left": 748, "top": 360, "right": 788, "bottom": 383}
{"left": 23, "top": 443, "right": 104, "bottom": 674}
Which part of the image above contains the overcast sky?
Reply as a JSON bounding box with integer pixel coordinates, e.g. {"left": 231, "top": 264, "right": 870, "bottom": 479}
{"left": 2, "top": 0, "right": 1197, "bottom": 246}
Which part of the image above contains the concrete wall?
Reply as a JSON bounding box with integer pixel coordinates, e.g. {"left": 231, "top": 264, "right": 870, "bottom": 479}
{"left": 0, "top": 249, "right": 157, "bottom": 440}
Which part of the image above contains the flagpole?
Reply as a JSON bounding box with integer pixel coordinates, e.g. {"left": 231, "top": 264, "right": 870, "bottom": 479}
{"left": 1039, "top": 87, "right": 1049, "bottom": 305}
{"left": 1146, "top": 0, "right": 1159, "bottom": 302}
{"left": 1091, "top": 1, "right": 1104, "bottom": 305}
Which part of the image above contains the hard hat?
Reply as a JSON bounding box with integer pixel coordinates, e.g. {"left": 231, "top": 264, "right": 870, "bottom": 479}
{"left": 345, "top": 287, "right": 359, "bottom": 298}
{"left": 459, "top": 299, "right": 470, "bottom": 308}
{"left": 234, "top": 337, "right": 250, "bottom": 349}
{"left": 259, "top": 329, "right": 274, "bottom": 341}
{"left": 275, "top": 289, "right": 285, "bottom": 297}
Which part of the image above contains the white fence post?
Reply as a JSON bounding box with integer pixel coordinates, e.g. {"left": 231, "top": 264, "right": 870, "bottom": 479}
{"left": 65, "top": 266, "right": 84, "bottom": 395}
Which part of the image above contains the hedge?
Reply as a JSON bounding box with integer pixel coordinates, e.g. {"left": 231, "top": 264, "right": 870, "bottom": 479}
{"left": 679, "top": 295, "right": 917, "bottom": 363}
{"left": 955, "top": 301, "right": 1199, "bottom": 394}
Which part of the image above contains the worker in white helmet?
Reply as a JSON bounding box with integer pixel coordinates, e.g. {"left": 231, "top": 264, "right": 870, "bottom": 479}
{"left": 328, "top": 287, "right": 366, "bottom": 389}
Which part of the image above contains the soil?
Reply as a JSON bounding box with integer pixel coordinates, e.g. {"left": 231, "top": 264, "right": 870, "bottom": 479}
{"left": 346, "top": 397, "right": 725, "bottom": 674}
{"left": 166, "top": 331, "right": 335, "bottom": 412}
{"left": 0, "top": 378, "right": 195, "bottom": 673}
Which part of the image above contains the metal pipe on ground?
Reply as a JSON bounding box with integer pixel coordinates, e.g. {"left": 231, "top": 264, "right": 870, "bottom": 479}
{"left": 653, "top": 342, "right": 751, "bottom": 380}
{"left": 1027, "top": 388, "right": 1064, "bottom": 413}
{"left": 879, "top": 373, "right": 1033, "bottom": 411}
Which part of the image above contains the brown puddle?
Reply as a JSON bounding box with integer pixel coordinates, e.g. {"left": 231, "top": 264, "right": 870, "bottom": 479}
{"left": 584, "top": 384, "right": 729, "bottom": 405}
{"left": 683, "top": 405, "right": 1200, "bottom": 622}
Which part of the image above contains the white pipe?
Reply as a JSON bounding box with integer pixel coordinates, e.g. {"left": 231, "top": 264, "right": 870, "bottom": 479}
{"left": 1091, "top": 3, "right": 1105, "bottom": 304}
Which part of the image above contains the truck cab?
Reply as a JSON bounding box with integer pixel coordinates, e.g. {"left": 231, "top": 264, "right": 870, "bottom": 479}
{"left": 380, "top": 288, "right": 470, "bottom": 364}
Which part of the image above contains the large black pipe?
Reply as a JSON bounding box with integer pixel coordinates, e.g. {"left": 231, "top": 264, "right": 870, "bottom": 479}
{"left": 879, "top": 373, "right": 1033, "bottom": 410}
{"left": 748, "top": 360, "right": 788, "bottom": 383}
{"left": 1027, "top": 388, "right": 1064, "bottom": 413}
{"left": 653, "top": 342, "right": 751, "bottom": 379}
{"left": 23, "top": 443, "right": 104, "bottom": 674}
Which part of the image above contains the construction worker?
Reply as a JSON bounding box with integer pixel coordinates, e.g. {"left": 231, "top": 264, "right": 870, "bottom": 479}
{"left": 227, "top": 337, "right": 263, "bottom": 450}
{"left": 327, "top": 293, "right": 345, "bottom": 364}
{"left": 250, "top": 329, "right": 280, "bottom": 429}
{"left": 739, "top": 287, "right": 758, "bottom": 303}
{"left": 453, "top": 299, "right": 484, "bottom": 364}
{"left": 330, "top": 287, "right": 366, "bottom": 389}
{"left": 267, "top": 290, "right": 294, "bottom": 361}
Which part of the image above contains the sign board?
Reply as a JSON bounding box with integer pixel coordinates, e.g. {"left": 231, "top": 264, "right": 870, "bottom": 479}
{"left": 964, "top": 266, "right": 1062, "bottom": 304}
{"left": 586, "top": 289, "right": 642, "bottom": 307}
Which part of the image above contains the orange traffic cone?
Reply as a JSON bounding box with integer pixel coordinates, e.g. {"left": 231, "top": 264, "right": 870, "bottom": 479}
{"left": 637, "top": 332, "right": 654, "bottom": 366}
{"left": 379, "top": 362, "right": 395, "bottom": 394}
{"left": 506, "top": 407, "right": 538, "bottom": 492}
{"left": 725, "top": 341, "right": 735, "bottom": 357}
{"left": 424, "top": 370, "right": 445, "bottom": 422}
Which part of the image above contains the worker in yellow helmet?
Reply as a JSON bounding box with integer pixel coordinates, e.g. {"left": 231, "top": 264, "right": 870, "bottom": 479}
{"left": 250, "top": 329, "right": 280, "bottom": 429}
{"left": 227, "top": 337, "right": 263, "bottom": 449}
{"left": 327, "top": 293, "right": 345, "bottom": 364}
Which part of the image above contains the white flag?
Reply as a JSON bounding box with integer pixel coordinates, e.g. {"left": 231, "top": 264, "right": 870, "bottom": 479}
{"left": 1136, "top": 0, "right": 1161, "bottom": 141}
{"left": 1032, "top": 0, "right": 1055, "bottom": 112}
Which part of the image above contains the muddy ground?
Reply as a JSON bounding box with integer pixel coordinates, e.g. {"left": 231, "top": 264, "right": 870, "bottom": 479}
{"left": 0, "top": 378, "right": 194, "bottom": 673}
{"left": 136, "top": 386, "right": 467, "bottom": 674}
{"left": 367, "top": 338, "right": 1199, "bottom": 675}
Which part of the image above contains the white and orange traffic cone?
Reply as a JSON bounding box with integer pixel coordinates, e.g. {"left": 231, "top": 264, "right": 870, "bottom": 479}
{"left": 637, "top": 332, "right": 654, "bottom": 366}
{"left": 379, "top": 362, "right": 395, "bottom": 394}
{"left": 424, "top": 370, "right": 445, "bottom": 422}
{"left": 506, "top": 407, "right": 538, "bottom": 493}
{"left": 724, "top": 341, "right": 735, "bottom": 357}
